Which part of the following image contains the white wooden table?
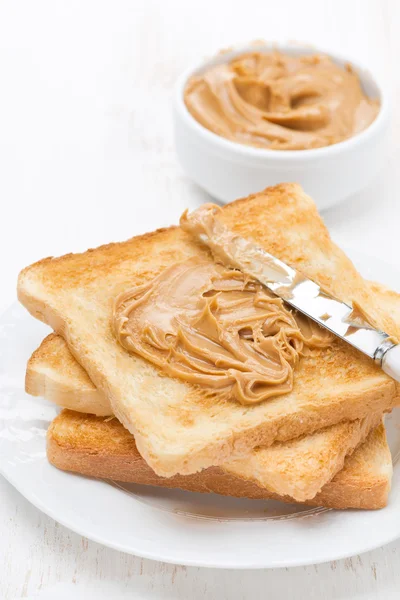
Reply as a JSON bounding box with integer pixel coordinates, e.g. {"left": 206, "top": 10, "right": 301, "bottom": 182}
{"left": 1, "top": 0, "right": 400, "bottom": 597}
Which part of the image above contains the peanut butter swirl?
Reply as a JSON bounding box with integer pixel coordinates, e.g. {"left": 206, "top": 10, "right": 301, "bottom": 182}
{"left": 114, "top": 258, "right": 333, "bottom": 405}
{"left": 184, "top": 51, "right": 379, "bottom": 150}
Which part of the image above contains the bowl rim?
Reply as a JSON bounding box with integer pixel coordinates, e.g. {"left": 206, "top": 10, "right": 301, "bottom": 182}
{"left": 174, "top": 41, "right": 390, "bottom": 162}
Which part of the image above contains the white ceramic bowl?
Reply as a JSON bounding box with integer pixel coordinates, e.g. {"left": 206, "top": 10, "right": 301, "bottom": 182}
{"left": 173, "top": 43, "right": 390, "bottom": 210}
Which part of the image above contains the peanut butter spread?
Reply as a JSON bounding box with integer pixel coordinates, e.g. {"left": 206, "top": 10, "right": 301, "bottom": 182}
{"left": 114, "top": 258, "right": 332, "bottom": 406}
{"left": 184, "top": 51, "right": 379, "bottom": 150}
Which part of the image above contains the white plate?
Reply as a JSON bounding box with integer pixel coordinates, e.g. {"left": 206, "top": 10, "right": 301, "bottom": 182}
{"left": 1, "top": 248, "right": 400, "bottom": 569}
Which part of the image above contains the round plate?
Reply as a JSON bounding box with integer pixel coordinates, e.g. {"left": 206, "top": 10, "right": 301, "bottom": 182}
{"left": 1, "top": 248, "right": 400, "bottom": 569}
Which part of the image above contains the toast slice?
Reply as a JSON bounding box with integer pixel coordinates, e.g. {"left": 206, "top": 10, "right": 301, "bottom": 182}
{"left": 27, "top": 279, "right": 400, "bottom": 419}
{"left": 18, "top": 184, "right": 399, "bottom": 476}
{"left": 27, "top": 277, "right": 400, "bottom": 500}
{"left": 26, "top": 334, "right": 111, "bottom": 417}
{"left": 47, "top": 411, "right": 392, "bottom": 510}
{"left": 26, "top": 333, "right": 382, "bottom": 501}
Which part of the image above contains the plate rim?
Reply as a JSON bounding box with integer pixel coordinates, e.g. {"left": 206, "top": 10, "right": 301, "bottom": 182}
{"left": 3, "top": 463, "right": 400, "bottom": 570}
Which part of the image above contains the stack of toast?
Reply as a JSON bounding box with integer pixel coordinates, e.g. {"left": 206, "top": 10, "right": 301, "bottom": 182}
{"left": 18, "top": 184, "right": 400, "bottom": 509}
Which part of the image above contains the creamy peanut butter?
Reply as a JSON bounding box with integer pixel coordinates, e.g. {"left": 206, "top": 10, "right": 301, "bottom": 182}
{"left": 114, "top": 258, "right": 332, "bottom": 406}
{"left": 184, "top": 51, "right": 379, "bottom": 150}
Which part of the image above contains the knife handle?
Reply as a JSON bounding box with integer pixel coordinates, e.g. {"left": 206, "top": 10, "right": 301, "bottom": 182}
{"left": 382, "top": 345, "right": 400, "bottom": 383}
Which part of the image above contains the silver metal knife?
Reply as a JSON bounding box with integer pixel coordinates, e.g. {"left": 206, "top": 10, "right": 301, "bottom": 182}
{"left": 180, "top": 205, "right": 400, "bottom": 383}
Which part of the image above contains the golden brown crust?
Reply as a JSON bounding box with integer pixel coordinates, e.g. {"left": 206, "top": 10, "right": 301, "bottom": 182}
{"left": 26, "top": 334, "right": 111, "bottom": 416}
{"left": 27, "top": 274, "right": 400, "bottom": 499}
{"left": 310, "top": 424, "right": 392, "bottom": 509}
{"left": 29, "top": 333, "right": 382, "bottom": 500}
{"left": 47, "top": 412, "right": 391, "bottom": 510}
{"left": 18, "top": 184, "right": 399, "bottom": 476}
{"left": 223, "top": 411, "right": 382, "bottom": 501}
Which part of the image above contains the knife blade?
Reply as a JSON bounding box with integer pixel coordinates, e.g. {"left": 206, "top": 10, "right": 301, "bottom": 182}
{"left": 180, "top": 204, "right": 400, "bottom": 382}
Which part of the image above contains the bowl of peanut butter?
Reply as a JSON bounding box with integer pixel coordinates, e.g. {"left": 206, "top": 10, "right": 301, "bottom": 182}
{"left": 173, "top": 43, "right": 389, "bottom": 209}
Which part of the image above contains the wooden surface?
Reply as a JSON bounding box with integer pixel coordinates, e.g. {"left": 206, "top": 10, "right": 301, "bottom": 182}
{"left": 1, "top": 0, "right": 400, "bottom": 597}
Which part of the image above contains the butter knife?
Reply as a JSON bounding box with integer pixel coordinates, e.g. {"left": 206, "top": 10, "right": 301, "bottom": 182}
{"left": 180, "top": 205, "right": 400, "bottom": 383}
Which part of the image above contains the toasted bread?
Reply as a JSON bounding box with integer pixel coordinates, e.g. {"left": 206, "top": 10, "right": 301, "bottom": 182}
{"left": 27, "top": 332, "right": 382, "bottom": 500}
{"left": 28, "top": 276, "right": 400, "bottom": 500}
{"left": 47, "top": 411, "right": 392, "bottom": 510}
{"left": 18, "top": 184, "right": 399, "bottom": 476}
{"left": 26, "top": 278, "right": 400, "bottom": 420}
{"left": 26, "top": 334, "right": 110, "bottom": 416}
